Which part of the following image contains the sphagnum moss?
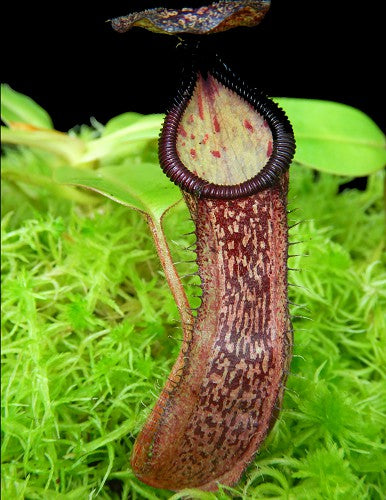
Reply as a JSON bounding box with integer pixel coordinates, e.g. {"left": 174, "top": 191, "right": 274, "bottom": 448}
{"left": 2, "top": 150, "right": 385, "bottom": 499}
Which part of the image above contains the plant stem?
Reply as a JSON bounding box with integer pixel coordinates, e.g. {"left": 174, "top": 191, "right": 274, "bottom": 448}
{"left": 147, "top": 217, "right": 193, "bottom": 332}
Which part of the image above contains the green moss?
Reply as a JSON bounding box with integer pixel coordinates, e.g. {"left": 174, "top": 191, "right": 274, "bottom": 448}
{"left": 1, "top": 142, "right": 385, "bottom": 499}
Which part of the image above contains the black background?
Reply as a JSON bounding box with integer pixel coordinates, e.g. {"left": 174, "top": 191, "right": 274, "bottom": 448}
{"left": 2, "top": 0, "right": 384, "bottom": 132}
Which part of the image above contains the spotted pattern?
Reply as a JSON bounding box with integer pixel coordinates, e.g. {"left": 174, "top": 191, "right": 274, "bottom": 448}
{"left": 111, "top": 1, "right": 270, "bottom": 35}
{"left": 131, "top": 175, "right": 291, "bottom": 490}
{"left": 176, "top": 74, "right": 273, "bottom": 185}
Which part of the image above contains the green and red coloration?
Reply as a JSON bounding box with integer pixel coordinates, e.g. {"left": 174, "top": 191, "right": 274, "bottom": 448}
{"left": 131, "top": 67, "right": 295, "bottom": 490}
{"left": 111, "top": 1, "right": 270, "bottom": 36}
{"left": 176, "top": 74, "right": 273, "bottom": 184}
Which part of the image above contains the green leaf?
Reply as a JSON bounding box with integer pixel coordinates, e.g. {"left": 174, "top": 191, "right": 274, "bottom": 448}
{"left": 2, "top": 166, "right": 99, "bottom": 205}
{"left": 102, "top": 112, "right": 143, "bottom": 136}
{"left": 54, "top": 162, "right": 190, "bottom": 329}
{"left": 79, "top": 114, "right": 163, "bottom": 164}
{"left": 54, "top": 162, "right": 181, "bottom": 221}
{"left": 1, "top": 126, "right": 86, "bottom": 165}
{"left": 1, "top": 84, "right": 53, "bottom": 129}
{"left": 274, "top": 98, "right": 386, "bottom": 176}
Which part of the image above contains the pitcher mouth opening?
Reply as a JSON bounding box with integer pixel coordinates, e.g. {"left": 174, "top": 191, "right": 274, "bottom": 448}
{"left": 159, "top": 64, "right": 295, "bottom": 199}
